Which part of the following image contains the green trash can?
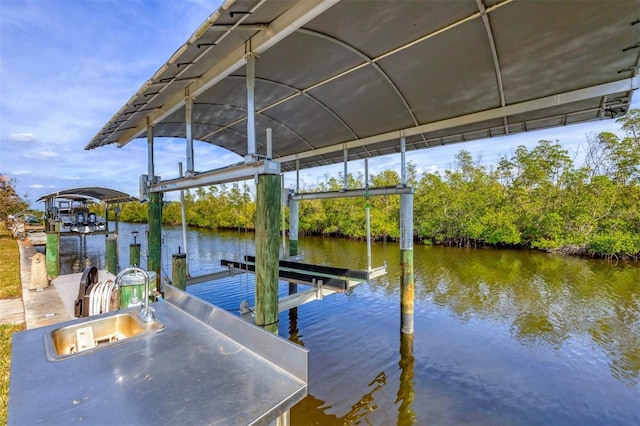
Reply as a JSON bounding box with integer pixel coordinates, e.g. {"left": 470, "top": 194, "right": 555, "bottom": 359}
{"left": 119, "top": 270, "right": 157, "bottom": 309}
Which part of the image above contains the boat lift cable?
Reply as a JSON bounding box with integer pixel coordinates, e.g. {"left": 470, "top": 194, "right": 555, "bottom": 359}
{"left": 234, "top": 180, "right": 252, "bottom": 313}
{"left": 243, "top": 182, "right": 251, "bottom": 307}
{"left": 365, "top": 159, "right": 372, "bottom": 272}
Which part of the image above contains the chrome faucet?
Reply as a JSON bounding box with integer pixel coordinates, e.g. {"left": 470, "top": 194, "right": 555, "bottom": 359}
{"left": 115, "top": 267, "right": 155, "bottom": 323}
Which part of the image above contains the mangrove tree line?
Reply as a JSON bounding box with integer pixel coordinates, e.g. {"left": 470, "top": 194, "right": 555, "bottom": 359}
{"left": 115, "top": 110, "right": 640, "bottom": 259}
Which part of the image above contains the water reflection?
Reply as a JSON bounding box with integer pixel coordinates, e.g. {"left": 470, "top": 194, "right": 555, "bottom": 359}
{"left": 408, "top": 247, "right": 640, "bottom": 386}
{"left": 301, "top": 237, "right": 640, "bottom": 387}
{"left": 396, "top": 333, "right": 416, "bottom": 426}
{"left": 286, "top": 292, "right": 397, "bottom": 425}
{"left": 55, "top": 224, "right": 640, "bottom": 423}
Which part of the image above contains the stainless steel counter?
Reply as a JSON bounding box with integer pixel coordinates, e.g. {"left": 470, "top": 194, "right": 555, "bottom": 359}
{"left": 8, "top": 285, "right": 308, "bottom": 425}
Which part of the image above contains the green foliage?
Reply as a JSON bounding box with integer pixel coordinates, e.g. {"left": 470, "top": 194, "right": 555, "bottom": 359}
{"left": 588, "top": 231, "right": 640, "bottom": 258}
{"left": 0, "top": 175, "right": 29, "bottom": 221}
{"left": 118, "top": 111, "right": 640, "bottom": 259}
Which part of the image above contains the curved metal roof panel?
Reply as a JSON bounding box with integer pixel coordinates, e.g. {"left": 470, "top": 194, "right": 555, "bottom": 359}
{"left": 36, "top": 187, "right": 138, "bottom": 204}
{"left": 86, "top": 0, "right": 640, "bottom": 173}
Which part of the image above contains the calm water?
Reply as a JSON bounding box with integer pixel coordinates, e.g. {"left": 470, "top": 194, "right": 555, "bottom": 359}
{"left": 57, "top": 223, "right": 640, "bottom": 425}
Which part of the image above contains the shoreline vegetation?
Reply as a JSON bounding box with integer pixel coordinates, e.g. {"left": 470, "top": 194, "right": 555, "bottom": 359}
{"left": 115, "top": 111, "right": 640, "bottom": 261}
{"left": 0, "top": 225, "right": 25, "bottom": 424}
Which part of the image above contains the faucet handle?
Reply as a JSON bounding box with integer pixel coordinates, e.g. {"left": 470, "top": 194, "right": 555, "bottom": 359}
{"left": 138, "top": 306, "right": 155, "bottom": 323}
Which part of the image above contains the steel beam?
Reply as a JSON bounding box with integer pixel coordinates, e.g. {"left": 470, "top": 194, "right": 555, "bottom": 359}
{"left": 291, "top": 185, "right": 413, "bottom": 201}
{"left": 148, "top": 160, "right": 280, "bottom": 193}
{"left": 246, "top": 53, "right": 257, "bottom": 161}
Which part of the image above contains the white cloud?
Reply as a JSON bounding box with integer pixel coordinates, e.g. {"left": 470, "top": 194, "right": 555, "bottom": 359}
{"left": 9, "top": 132, "right": 36, "bottom": 142}
{"left": 29, "top": 184, "right": 44, "bottom": 189}
{"left": 12, "top": 170, "right": 32, "bottom": 175}
{"left": 24, "top": 150, "right": 58, "bottom": 160}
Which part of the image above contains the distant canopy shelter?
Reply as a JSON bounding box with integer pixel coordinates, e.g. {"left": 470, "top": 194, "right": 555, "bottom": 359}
{"left": 37, "top": 187, "right": 138, "bottom": 234}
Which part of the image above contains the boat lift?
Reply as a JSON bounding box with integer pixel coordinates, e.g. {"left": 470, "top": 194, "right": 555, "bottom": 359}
{"left": 219, "top": 255, "right": 386, "bottom": 317}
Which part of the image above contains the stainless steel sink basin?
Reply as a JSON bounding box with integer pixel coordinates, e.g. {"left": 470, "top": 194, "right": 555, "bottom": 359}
{"left": 44, "top": 311, "right": 164, "bottom": 360}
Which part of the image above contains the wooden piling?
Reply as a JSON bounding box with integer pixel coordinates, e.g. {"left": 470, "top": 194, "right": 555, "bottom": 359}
{"left": 147, "top": 192, "right": 163, "bottom": 293}
{"left": 129, "top": 243, "right": 141, "bottom": 267}
{"left": 400, "top": 192, "right": 414, "bottom": 335}
{"left": 255, "top": 173, "right": 281, "bottom": 332}
{"left": 172, "top": 253, "right": 187, "bottom": 291}
{"left": 106, "top": 234, "right": 118, "bottom": 274}
{"left": 45, "top": 230, "right": 59, "bottom": 279}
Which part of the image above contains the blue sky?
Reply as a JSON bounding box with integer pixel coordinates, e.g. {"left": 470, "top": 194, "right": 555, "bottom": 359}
{"left": 1, "top": 0, "right": 637, "bottom": 208}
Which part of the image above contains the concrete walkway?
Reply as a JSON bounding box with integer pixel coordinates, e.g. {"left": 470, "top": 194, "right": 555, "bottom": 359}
{"left": 0, "top": 237, "right": 114, "bottom": 329}
{"left": 0, "top": 298, "right": 24, "bottom": 326}
{"left": 0, "top": 238, "right": 71, "bottom": 328}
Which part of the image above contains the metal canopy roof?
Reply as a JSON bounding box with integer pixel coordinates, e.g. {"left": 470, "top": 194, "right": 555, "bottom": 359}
{"left": 36, "top": 187, "right": 138, "bottom": 204}
{"left": 86, "top": 0, "right": 640, "bottom": 174}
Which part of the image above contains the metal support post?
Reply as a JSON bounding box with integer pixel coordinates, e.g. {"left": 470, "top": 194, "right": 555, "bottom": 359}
{"left": 266, "top": 128, "right": 273, "bottom": 159}
{"left": 289, "top": 199, "right": 299, "bottom": 257}
{"left": 147, "top": 122, "right": 154, "bottom": 179}
{"left": 185, "top": 92, "right": 194, "bottom": 173}
{"left": 343, "top": 149, "right": 348, "bottom": 191}
{"left": 400, "top": 192, "right": 414, "bottom": 335}
{"left": 245, "top": 53, "right": 257, "bottom": 162}
{"left": 400, "top": 136, "right": 406, "bottom": 186}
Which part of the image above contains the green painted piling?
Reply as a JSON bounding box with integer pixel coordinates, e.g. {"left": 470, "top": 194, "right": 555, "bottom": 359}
{"left": 45, "top": 231, "right": 59, "bottom": 279}
{"left": 129, "top": 243, "right": 141, "bottom": 267}
{"left": 147, "top": 192, "right": 163, "bottom": 293}
{"left": 255, "top": 174, "right": 281, "bottom": 332}
{"left": 106, "top": 234, "right": 118, "bottom": 274}
{"left": 400, "top": 249, "right": 414, "bottom": 333}
{"left": 172, "top": 253, "right": 187, "bottom": 291}
{"left": 400, "top": 193, "right": 414, "bottom": 335}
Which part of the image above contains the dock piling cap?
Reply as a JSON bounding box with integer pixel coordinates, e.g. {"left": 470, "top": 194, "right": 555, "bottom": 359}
{"left": 29, "top": 252, "right": 50, "bottom": 290}
{"left": 119, "top": 270, "right": 156, "bottom": 286}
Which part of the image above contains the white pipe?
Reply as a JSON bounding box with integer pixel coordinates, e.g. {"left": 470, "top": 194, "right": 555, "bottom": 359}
{"left": 343, "top": 149, "right": 348, "bottom": 191}
{"left": 179, "top": 162, "right": 189, "bottom": 276}
{"left": 266, "top": 128, "right": 273, "bottom": 159}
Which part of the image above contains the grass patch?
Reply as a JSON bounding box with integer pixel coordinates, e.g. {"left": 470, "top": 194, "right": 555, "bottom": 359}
{"left": 0, "top": 222, "right": 25, "bottom": 423}
{"left": 0, "top": 225, "right": 22, "bottom": 298}
{"left": 1, "top": 323, "right": 24, "bottom": 425}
